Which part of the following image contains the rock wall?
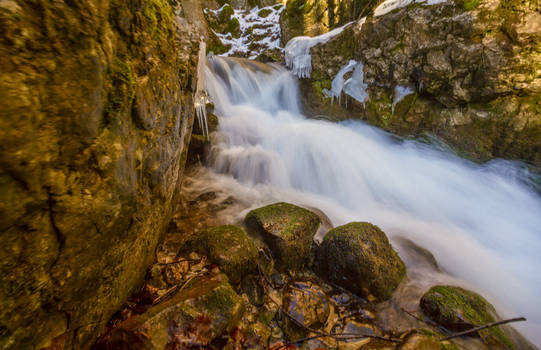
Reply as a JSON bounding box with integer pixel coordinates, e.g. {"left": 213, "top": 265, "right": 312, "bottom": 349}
{"left": 0, "top": 0, "right": 204, "bottom": 348}
{"left": 300, "top": 0, "right": 541, "bottom": 165}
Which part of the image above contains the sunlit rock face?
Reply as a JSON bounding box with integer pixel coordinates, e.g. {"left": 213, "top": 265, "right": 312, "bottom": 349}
{"left": 298, "top": 0, "right": 541, "bottom": 165}
{"left": 0, "top": 0, "right": 202, "bottom": 348}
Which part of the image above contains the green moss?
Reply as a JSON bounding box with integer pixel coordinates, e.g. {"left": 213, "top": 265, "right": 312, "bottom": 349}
{"left": 202, "top": 283, "right": 240, "bottom": 313}
{"left": 258, "top": 8, "right": 273, "bottom": 17}
{"left": 244, "top": 202, "right": 320, "bottom": 271}
{"left": 181, "top": 225, "right": 259, "bottom": 284}
{"left": 216, "top": 0, "right": 231, "bottom": 6}
{"left": 225, "top": 17, "right": 240, "bottom": 37}
{"left": 366, "top": 90, "right": 393, "bottom": 127}
{"left": 218, "top": 4, "right": 234, "bottom": 23}
{"left": 462, "top": 0, "right": 480, "bottom": 10}
{"left": 316, "top": 222, "right": 406, "bottom": 301}
{"left": 245, "top": 202, "right": 319, "bottom": 240}
{"left": 142, "top": 0, "right": 174, "bottom": 42}
{"left": 105, "top": 58, "right": 135, "bottom": 117}
{"left": 421, "top": 286, "right": 515, "bottom": 349}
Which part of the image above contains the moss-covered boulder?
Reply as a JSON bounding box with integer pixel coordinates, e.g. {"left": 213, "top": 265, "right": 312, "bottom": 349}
{"left": 314, "top": 222, "right": 406, "bottom": 301}
{"left": 420, "top": 285, "right": 514, "bottom": 349}
{"left": 180, "top": 225, "right": 259, "bottom": 284}
{"left": 244, "top": 202, "right": 321, "bottom": 271}
{"left": 280, "top": 281, "right": 331, "bottom": 340}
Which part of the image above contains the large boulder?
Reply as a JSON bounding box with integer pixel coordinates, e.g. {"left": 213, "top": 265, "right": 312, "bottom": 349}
{"left": 302, "top": 0, "right": 541, "bottom": 165}
{"left": 244, "top": 202, "right": 321, "bottom": 271}
{"left": 179, "top": 225, "right": 260, "bottom": 284}
{"left": 420, "top": 285, "right": 517, "bottom": 349}
{"left": 315, "top": 222, "right": 406, "bottom": 301}
{"left": 0, "top": 0, "right": 202, "bottom": 348}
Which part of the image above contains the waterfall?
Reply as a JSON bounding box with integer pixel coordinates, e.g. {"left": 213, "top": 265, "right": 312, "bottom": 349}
{"left": 205, "top": 56, "right": 541, "bottom": 346}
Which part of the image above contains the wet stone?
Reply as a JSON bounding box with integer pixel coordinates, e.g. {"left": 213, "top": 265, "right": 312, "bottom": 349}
{"left": 281, "top": 281, "right": 331, "bottom": 340}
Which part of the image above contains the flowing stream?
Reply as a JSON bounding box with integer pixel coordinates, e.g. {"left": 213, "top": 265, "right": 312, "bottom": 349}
{"left": 203, "top": 56, "right": 541, "bottom": 346}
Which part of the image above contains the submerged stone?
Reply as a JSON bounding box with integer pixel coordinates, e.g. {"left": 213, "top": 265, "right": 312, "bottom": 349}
{"left": 280, "top": 281, "right": 331, "bottom": 340}
{"left": 179, "top": 225, "right": 259, "bottom": 284}
{"left": 244, "top": 202, "right": 321, "bottom": 271}
{"left": 315, "top": 222, "right": 406, "bottom": 301}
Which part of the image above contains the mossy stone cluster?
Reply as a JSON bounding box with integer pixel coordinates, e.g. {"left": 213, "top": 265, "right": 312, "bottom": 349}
{"left": 420, "top": 285, "right": 514, "bottom": 349}
{"left": 180, "top": 225, "right": 259, "bottom": 284}
{"left": 315, "top": 222, "right": 406, "bottom": 301}
{"left": 244, "top": 202, "right": 321, "bottom": 271}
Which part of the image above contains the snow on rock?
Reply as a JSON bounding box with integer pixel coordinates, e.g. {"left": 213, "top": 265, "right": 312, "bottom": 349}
{"left": 374, "top": 0, "right": 448, "bottom": 17}
{"left": 206, "top": 5, "right": 284, "bottom": 59}
{"left": 323, "top": 60, "right": 369, "bottom": 105}
{"left": 285, "top": 21, "right": 355, "bottom": 78}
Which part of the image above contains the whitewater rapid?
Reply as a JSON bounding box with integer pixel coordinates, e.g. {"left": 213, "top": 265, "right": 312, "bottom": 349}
{"left": 204, "top": 56, "right": 541, "bottom": 346}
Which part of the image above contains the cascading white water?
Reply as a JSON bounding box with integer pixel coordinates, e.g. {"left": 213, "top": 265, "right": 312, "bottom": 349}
{"left": 205, "top": 56, "right": 541, "bottom": 346}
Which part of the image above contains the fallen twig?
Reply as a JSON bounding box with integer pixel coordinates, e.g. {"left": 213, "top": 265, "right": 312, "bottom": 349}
{"left": 440, "top": 317, "right": 526, "bottom": 341}
{"left": 282, "top": 310, "right": 401, "bottom": 343}
{"left": 400, "top": 307, "right": 440, "bottom": 328}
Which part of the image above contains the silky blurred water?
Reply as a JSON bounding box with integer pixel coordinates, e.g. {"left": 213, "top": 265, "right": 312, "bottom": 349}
{"left": 204, "top": 56, "right": 541, "bottom": 345}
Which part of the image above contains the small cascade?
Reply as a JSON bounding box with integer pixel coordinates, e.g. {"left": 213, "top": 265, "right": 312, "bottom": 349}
{"left": 194, "top": 40, "right": 209, "bottom": 139}
{"left": 205, "top": 57, "right": 541, "bottom": 344}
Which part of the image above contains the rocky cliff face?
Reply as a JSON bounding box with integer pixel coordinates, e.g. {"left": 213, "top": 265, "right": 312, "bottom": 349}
{"left": 0, "top": 0, "right": 204, "bottom": 348}
{"left": 299, "top": 0, "right": 541, "bottom": 165}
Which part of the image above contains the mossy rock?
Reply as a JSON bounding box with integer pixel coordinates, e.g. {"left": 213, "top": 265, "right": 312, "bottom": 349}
{"left": 244, "top": 202, "right": 321, "bottom": 271}
{"left": 225, "top": 17, "right": 241, "bottom": 38}
{"left": 180, "top": 225, "right": 259, "bottom": 284}
{"left": 257, "top": 8, "right": 273, "bottom": 17}
{"left": 314, "top": 222, "right": 406, "bottom": 301}
{"left": 218, "top": 4, "right": 234, "bottom": 23}
{"left": 420, "top": 285, "right": 515, "bottom": 349}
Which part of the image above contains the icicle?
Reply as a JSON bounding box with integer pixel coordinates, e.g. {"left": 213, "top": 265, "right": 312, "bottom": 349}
{"left": 285, "top": 21, "right": 354, "bottom": 79}
{"left": 392, "top": 84, "right": 415, "bottom": 114}
{"left": 343, "top": 62, "right": 368, "bottom": 104}
{"left": 194, "top": 40, "right": 210, "bottom": 140}
{"left": 323, "top": 59, "right": 368, "bottom": 105}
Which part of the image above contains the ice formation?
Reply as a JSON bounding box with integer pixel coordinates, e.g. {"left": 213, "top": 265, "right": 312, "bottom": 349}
{"left": 374, "top": 0, "right": 448, "bottom": 17}
{"left": 323, "top": 60, "right": 368, "bottom": 105}
{"left": 194, "top": 40, "right": 209, "bottom": 139}
{"left": 285, "top": 21, "right": 354, "bottom": 78}
{"left": 392, "top": 84, "right": 415, "bottom": 113}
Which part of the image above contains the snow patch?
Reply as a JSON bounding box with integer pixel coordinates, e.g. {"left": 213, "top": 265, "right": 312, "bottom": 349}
{"left": 206, "top": 5, "right": 284, "bottom": 59}
{"left": 374, "top": 0, "right": 448, "bottom": 17}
